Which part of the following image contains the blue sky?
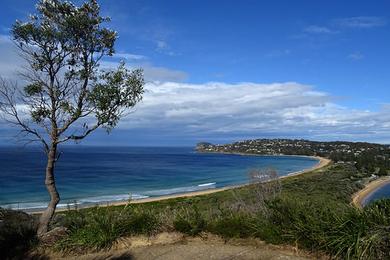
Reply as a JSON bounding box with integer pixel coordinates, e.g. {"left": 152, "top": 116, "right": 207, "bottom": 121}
{"left": 0, "top": 0, "right": 389, "bottom": 145}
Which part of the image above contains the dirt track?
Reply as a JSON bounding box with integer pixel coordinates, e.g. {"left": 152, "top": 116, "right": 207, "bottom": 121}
{"left": 55, "top": 234, "right": 317, "bottom": 260}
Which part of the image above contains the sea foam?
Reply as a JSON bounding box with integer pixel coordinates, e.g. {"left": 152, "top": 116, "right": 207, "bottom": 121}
{"left": 143, "top": 182, "right": 217, "bottom": 196}
{"left": 0, "top": 183, "right": 217, "bottom": 211}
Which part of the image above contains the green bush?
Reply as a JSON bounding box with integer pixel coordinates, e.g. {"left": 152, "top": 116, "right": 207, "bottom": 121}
{"left": 57, "top": 206, "right": 161, "bottom": 251}
{"left": 263, "top": 197, "right": 390, "bottom": 259}
{"left": 58, "top": 207, "right": 124, "bottom": 251}
{"left": 122, "top": 210, "right": 160, "bottom": 236}
{"left": 0, "top": 208, "right": 38, "bottom": 259}
{"left": 51, "top": 163, "right": 390, "bottom": 258}
{"left": 208, "top": 213, "right": 253, "bottom": 239}
{"left": 331, "top": 199, "right": 390, "bottom": 259}
{"left": 173, "top": 206, "right": 206, "bottom": 236}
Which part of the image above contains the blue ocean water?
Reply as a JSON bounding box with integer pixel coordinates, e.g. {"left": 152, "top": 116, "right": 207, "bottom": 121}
{"left": 363, "top": 183, "right": 390, "bottom": 206}
{"left": 0, "top": 146, "right": 319, "bottom": 211}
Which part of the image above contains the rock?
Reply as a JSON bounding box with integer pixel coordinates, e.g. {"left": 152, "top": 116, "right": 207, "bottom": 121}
{"left": 40, "top": 226, "right": 69, "bottom": 245}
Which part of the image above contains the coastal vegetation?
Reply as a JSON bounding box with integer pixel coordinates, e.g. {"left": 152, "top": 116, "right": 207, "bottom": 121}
{"left": 0, "top": 0, "right": 144, "bottom": 236}
{"left": 51, "top": 162, "right": 389, "bottom": 259}
{"left": 3, "top": 148, "right": 388, "bottom": 259}
{"left": 0, "top": 1, "right": 389, "bottom": 259}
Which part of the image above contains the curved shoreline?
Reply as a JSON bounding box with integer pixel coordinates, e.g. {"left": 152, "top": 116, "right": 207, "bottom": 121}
{"left": 34, "top": 155, "right": 330, "bottom": 213}
{"left": 352, "top": 176, "right": 390, "bottom": 208}
{"left": 119, "top": 155, "right": 331, "bottom": 205}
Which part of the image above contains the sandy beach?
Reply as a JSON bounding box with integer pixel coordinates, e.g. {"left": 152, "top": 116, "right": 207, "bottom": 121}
{"left": 32, "top": 155, "right": 331, "bottom": 214}
{"left": 352, "top": 176, "right": 390, "bottom": 208}
{"left": 76, "top": 156, "right": 331, "bottom": 209}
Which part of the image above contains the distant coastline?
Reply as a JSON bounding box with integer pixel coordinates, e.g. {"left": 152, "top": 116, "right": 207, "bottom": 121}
{"left": 196, "top": 150, "right": 331, "bottom": 177}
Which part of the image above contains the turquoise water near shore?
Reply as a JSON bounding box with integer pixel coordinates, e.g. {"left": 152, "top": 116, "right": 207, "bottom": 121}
{"left": 0, "top": 146, "right": 319, "bottom": 211}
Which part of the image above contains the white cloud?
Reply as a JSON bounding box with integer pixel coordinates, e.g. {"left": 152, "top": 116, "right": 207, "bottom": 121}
{"left": 304, "top": 25, "right": 336, "bottom": 34}
{"left": 301, "top": 16, "right": 386, "bottom": 39}
{"left": 0, "top": 34, "right": 12, "bottom": 44}
{"left": 1, "top": 77, "right": 389, "bottom": 143}
{"left": 100, "top": 60, "right": 188, "bottom": 82}
{"left": 142, "top": 65, "right": 187, "bottom": 82}
{"left": 0, "top": 34, "right": 24, "bottom": 79}
{"left": 155, "top": 40, "right": 176, "bottom": 56}
{"left": 348, "top": 52, "right": 364, "bottom": 61}
{"left": 334, "top": 16, "right": 387, "bottom": 28}
{"left": 113, "top": 52, "right": 146, "bottom": 61}
{"left": 156, "top": 40, "right": 168, "bottom": 50}
{"left": 115, "top": 81, "right": 390, "bottom": 143}
{"left": 265, "top": 49, "right": 291, "bottom": 58}
{"left": 0, "top": 34, "right": 187, "bottom": 83}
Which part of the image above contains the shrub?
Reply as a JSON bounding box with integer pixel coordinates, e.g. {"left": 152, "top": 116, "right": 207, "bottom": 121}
{"left": 57, "top": 206, "right": 161, "bottom": 252}
{"left": 57, "top": 207, "right": 127, "bottom": 251}
{"left": 0, "top": 208, "right": 38, "bottom": 259}
{"left": 173, "top": 206, "right": 206, "bottom": 236}
{"left": 319, "top": 200, "right": 390, "bottom": 259}
{"left": 231, "top": 168, "right": 281, "bottom": 216}
{"left": 208, "top": 213, "right": 253, "bottom": 239}
{"left": 122, "top": 210, "right": 160, "bottom": 236}
{"left": 264, "top": 197, "right": 390, "bottom": 259}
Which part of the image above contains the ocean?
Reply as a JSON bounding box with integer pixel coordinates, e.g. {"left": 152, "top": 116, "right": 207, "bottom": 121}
{"left": 363, "top": 182, "right": 390, "bottom": 206}
{"left": 0, "top": 146, "right": 320, "bottom": 211}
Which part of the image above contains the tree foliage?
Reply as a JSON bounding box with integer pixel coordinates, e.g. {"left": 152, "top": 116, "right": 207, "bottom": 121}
{"left": 1, "top": 0, "right": 144, "bottom": 150}
{"left": 0, "top": 0, "right": 144, "bottom": 235}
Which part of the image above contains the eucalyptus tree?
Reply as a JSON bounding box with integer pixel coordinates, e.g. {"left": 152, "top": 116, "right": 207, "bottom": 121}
{"left": 0, "top": 0, "right": 144, "bottom": 236}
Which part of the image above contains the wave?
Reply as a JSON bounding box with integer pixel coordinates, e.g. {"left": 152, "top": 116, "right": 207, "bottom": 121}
{"left": 77, "top": 193, "right": 149, "bottom": 204}
{"left": 143, "top": 182, "right": 217, "bottom": 196}
{"left": 0, "top": 193, "right": 149, "bottom": 211}
{"left": 198, "top": 182, "right": 216, "bottom": 187}
{"left": 1, "top": 182, "right": 217, "bottom": 211}
{"left": 1, "top": 202, "right": 49, "bottom": 210}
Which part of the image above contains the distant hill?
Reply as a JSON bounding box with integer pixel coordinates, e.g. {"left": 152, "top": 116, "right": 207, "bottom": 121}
{"left": 197, "top": 139, "right": 390, "bottom": 175}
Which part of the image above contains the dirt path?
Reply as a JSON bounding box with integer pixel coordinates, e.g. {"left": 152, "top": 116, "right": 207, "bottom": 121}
{"left": 128, "top": 240, "right": 313, "bottom": 260}
{"left": 50, "top": 234, "right": 318, "bottom": 260}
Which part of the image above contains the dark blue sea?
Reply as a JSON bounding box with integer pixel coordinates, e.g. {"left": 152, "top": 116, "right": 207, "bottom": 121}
{"left": 363, "top": 183, "right": 390, "bottom": 206}
{"left": 0, "top": 146, "right": 320, "bottom": 211}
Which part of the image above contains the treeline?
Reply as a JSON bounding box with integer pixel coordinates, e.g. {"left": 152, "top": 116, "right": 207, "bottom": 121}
{"left": 330, "top": 150, "right": 390, "bottom": 176}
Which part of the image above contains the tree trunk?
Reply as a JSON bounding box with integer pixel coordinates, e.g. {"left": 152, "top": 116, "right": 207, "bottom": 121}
{"left": 37, "top": 144, "right": 60, "bottom": 237}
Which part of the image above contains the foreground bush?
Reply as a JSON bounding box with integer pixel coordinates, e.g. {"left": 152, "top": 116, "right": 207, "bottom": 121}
{"left": 173, "top": 206, "right": 206, "bottom": 236}
{"left": 57, "top": 206, "right": 160, "bottom": 251}
{"left": 327, "top": 199, "right": 390, "bottom": 259}
{"left": 0, "top": 208, "right": 37, "bottom": 259}
{"left": 51, "top": 164, "right": 390, "bottom": 259}
{"left": 208, "top": 213, "right": 254, "bottom": 239}
{"left": 264, "top": 198, "right": 390, "bottom": 259}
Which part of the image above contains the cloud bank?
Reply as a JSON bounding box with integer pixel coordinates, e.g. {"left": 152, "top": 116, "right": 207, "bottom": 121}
{"left": 333, "top": 16, "right": 387, "bottom": 29}
{"left": 114, "top": 81, "right": 390, "bottom": 143}
{"left": 0, "top": 34, "right": 187, "bottom": 83}
{"left": 0, "top": 33, "right": 389, "bottom": 144}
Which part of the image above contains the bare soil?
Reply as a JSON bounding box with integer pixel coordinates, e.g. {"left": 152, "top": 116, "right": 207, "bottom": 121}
{"left": 39, "top": 233, "right": 322, "bottom": 260}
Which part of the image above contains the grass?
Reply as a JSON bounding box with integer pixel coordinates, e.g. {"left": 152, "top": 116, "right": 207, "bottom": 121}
{"left": 56, "top": 206, "right": 160, "bottom": 251}
{"left": 29, "top": 162, "right": 389, "bottom": 259}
